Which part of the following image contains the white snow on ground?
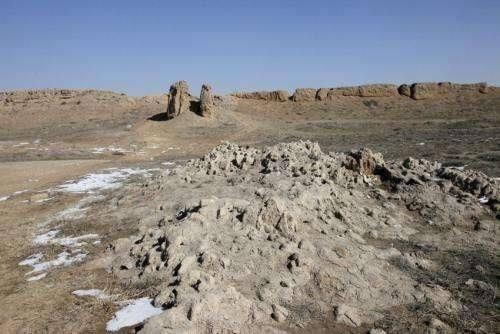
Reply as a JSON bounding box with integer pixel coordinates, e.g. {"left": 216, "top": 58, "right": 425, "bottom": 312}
{"left": 57, "top": 168, "right": 150, "bottom": 193}
{"left": 479, "top": 196, "right": 489, "bottom": 204}
{"left": 27, "top": 273, "right": 47, "bottom": 281}
{"left": 55, "top": 234, "right": 100, "bottom": 247}
{"left": 161, "top": 161, "right": 175, "bottom": 166}
{"left": 106, "top": 298, "right": 163, "bottom": 332}
{"left": 35, "top": 196, "right": 53, "bottom": 203}
{"left": 33, "top": 230, "right": 99, "bottom": 247}
{"left": 19, "top": 253, "right": 44, "bottom": 266}
{"left": 73, "top": 289, "right": 111, "bottom": 300}
{"left": 33, "top": 230, "right": 60, "bottom": 244}
{"left": 0, "top": 189, "right": 30, "bottom": 202}
{"left": 92, "top": 146, "right": 130, "bottom": 154}
{"left": 20, "top": 251, "right": 87, "bottom": 275}
{"left": 20, "top": 168, "right": 154, "bottom": 282}
{"left": 13, "top": 189, "right": 29, "bottom": 195}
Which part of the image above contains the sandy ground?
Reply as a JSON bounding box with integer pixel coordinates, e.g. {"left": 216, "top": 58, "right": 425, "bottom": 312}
{"left": 0, "top": 89, "right": 498, "bottom": 333}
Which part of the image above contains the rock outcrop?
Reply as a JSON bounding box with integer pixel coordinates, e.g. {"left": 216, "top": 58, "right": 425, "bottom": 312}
{"left": 199, "top": 84, "right": 215, "bottom": 116}
{"left": 329, "top": 84, "right": 399, "bottom": 98}
{"left": 232, "top": 90, "right": 289, "bottom": 102}
{"left": 166, "top": 81, "right": 191, "bottom": 118}
{"left": 409, "top": 82, "right": 487, "bottom": 100}
{"left": 291, "top": 88, "right": 317, "bottom": 102}
{"left": 294, "top": 84, "right": 398, "bottom": 102}
{"left": 285, "top": 82, "right": 490, "bottom": 103}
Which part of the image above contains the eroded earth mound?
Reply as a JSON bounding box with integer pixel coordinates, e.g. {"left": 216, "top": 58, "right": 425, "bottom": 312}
{"left": 106, "top": 141, "right": 499, "bottom": 333}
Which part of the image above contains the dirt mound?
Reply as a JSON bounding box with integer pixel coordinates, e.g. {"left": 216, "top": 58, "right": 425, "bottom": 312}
{"left": 107, "top": 141, "right": 498, "bottom": 333}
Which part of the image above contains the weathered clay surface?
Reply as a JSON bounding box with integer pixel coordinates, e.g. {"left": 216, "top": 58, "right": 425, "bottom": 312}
{"left": 409, "top": 82, "right": 488, "bottom": 100}
{"left": 199, "top": 84, "right": 215, "bottom": 116}
{"left": 167, "top": 81, "right": 191, "bottom": 118}
{"left": 330, "top": 84, "right": 399, "bottom": 98}
{"left": 107, "top": 141, "right": 498, "bottom": 333}
{"left": 232, "top": 90, "right": 289, "bottom": 102}
{"left": 291, "top": 88, "right": 317, "bottom": 102}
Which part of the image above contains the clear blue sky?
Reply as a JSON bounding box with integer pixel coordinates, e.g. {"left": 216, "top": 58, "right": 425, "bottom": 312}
{"left": 1, "top": 0, "right": 499, "bottom": 96}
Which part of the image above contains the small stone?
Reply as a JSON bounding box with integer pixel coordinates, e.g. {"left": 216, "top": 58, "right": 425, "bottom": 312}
{"left": 271, "top": 304, "right": 288, "bottom": 322}
{"left": 334, "top": 304, "right": 361, "bottom": 327}
{"left": 369, "top": 329, "right": 386, "bottom": 334}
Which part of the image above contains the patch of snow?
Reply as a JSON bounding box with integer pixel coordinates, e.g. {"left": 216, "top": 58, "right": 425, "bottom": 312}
{"left": 13, "top": 189, "right": 29, "bottom": 196}
{"left": 161, "top": 162, "right": 175, "bottom": 166}
{"left": 57, "top": 168, "right": 150, "bottom": 194}
{"left": 417, "top": 142, "right": 425, "bottom": 146}
{"left": 34, "top": 230, "right": 99, "bottom": 247}
{"left": 479, "top": 196, "right": 489, "bottom": 204}
{"left": 56, "top": 205, "right": 88, "bottom": 221}
{"left": 20, "top": 251, "right": 87, "bottom": 274}
{"left": 19, "top": 253, "right": 44, "bottom": 266}
{"left": 35, "top": 197, "right": 53, "bottom": 203}
{"left": 33, "top": 230, "right": 60, "bottom": 245}
{"left": 55, "top": 234, "right": 99, "bottom": 247}
{"left": 27, "top": 272, "right": 47, "bottom": 281}
{"left": 106, "top": 298, "right": 163, "bottom": 332}
{"left": 73, "top": 289, "right": 111, "bottom": 300}
{"left": 92, "top": 146, "right": 130, "bottom": 154}
{"left": 0, "top": 196, "right": 9, "bottom": 202}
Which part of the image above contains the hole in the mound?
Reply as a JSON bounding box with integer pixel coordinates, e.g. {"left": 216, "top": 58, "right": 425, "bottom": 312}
{"left": 153, "top": 236, "right": 167, "bottom": 248}
{"left": 136, "top": 254, "right": 150, "bottom": 268}
{"left": 168, "top": 279, "right": 181, "bottom": 287}
{"left": 160, "top": 250, "right": 168, "bottom": 262}
{"left": 191, "top": 279, "right": 201, "bottom": 292}
{"left": 161, "top": 289, "right": 178, "bottom": 309}
{"left": 235, "top": 211, "right": 245, "bottom": 222}
{"left": 172, "top": 262, "right": 182, "bottom": 276}
{"left": 176, "top": 203, "right": 202, "bottom": 221}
